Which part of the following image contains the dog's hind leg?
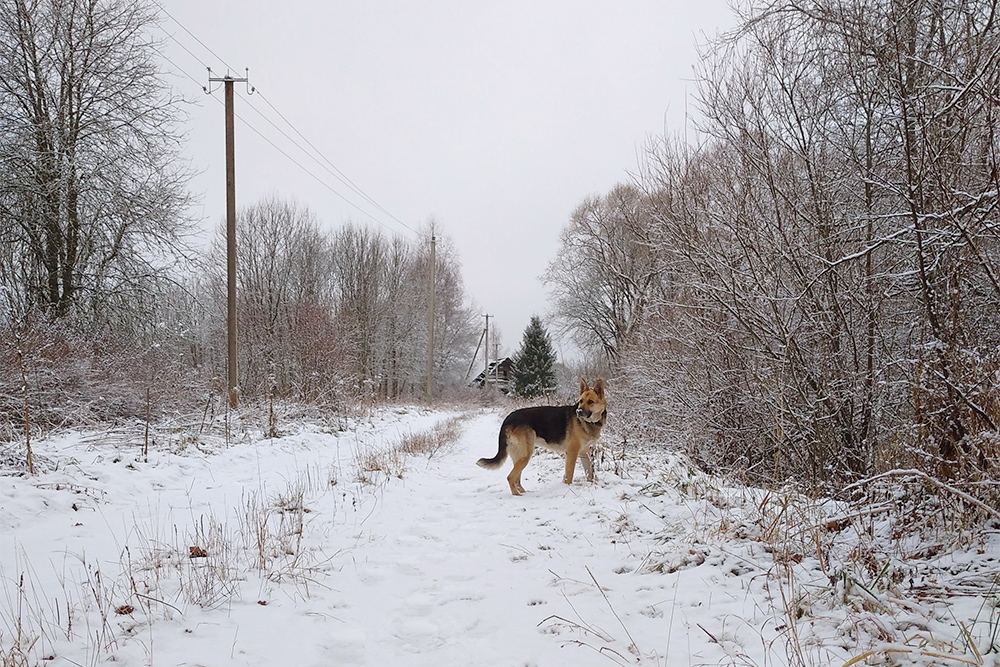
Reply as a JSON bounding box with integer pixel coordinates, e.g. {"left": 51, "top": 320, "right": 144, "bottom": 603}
{"left": 505, "top": 427, "right": 533, "bottom": 495}
{"left": 507, "top": 455, "right": 530, "bottom": 496}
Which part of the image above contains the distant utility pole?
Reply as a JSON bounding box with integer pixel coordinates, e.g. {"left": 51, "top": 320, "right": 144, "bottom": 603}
{"left": 425, "top": 233, "right": 436, "bottom": 401}
{"left": 465, "top": 328, "right": 486, "bottom": 383}
{"left": 483, "top": 313, "right": 492, "bottom": 386}
{"left": 207, "top": 69, "right": 251, "bottom": 409}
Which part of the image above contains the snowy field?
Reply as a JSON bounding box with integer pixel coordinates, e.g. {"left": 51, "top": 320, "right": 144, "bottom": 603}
{"left": 1, "top": 407, "right": 998, "bottom": 666}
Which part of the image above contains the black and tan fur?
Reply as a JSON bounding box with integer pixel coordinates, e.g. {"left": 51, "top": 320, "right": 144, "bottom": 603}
{"left": 477, "top": 379, "right": 607, "bottom": 495}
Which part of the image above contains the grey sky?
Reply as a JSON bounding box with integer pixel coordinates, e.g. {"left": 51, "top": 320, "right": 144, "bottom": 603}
{"left": 159, "top": 1, "right": 734, "bottom": 358}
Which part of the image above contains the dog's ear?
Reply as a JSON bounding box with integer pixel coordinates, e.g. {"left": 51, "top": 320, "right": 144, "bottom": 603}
{"left": 594, "top": 379, "right": 605, "bottom": 398}
{"left": 579, "top": 378, "right": 589, "bottom": 394}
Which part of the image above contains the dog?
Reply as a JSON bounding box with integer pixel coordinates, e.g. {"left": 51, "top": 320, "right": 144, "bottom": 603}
{"left": 477, "top": 379, "right": 607, "bottom": 495}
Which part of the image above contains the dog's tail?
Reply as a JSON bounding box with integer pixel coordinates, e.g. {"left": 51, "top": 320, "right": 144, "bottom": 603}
{"left": 476, "top": 427, "right": 508, "bottom": 470}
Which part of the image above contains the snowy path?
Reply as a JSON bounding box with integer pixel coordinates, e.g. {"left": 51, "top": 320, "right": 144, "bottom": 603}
{"left": 165, "top": 410, "right": 725, "bottom": 666}
{"left": 210, "top": 410, "right": 777, "bottom": 667}
{"left": 303, "top": 411, "right": 685, "bottom": 666}
{"left": 10, "top": 408, "right": 993, "bottom": 666}
{"left": 2, "top": 408, "right": 757, "bottom": 666}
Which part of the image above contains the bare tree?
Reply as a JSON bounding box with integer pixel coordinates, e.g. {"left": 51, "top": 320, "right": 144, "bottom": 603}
{"left": 416, "top": 228, "right": 479, "bottom": 395}
{"left": 556, "top": 0, "right": 1000, "bottom": 487}
{"left": 0, "top": 0, "right": 193, "bottom": 327}
{"left": 330, "top": 223, "right": 478, "bottom": 401}
{"left": 677, "top": 0, "right": 1000, "bottom": 482}
{"left": 329, "top": 224, "right": 390, "bottom": 398}
{"left": 202, "top": 197, "right": 343, "bottom": 401}
{"left": 545, "top": 184, "right": 663, "bottom": 364}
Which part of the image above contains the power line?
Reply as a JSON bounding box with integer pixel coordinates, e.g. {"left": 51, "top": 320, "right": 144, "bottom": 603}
{"left": 253, "top": 91, "right": 415, "bottom": 233}
{"left": 157, "top": 47, "right": 408, "bottom": 235}
{"left": 238, "top": 91, "right": 417, "bottom": 234}
{"left": 153, "top": 0, "right": 238, "bottom": 74}
{"left": 154, "top": 45, "right": 207, "bottom": 91}
{"left": 230, "top": 95, "right": 413, "bottom": 237}
{"left": 159, "top": 29, "right": 211, "bottom": 76}
{"left": 152, "top": 5, "right": 416, "bottom": 237}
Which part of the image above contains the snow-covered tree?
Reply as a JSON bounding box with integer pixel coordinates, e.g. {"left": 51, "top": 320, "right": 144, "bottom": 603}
{"left": 552, "top": 0, "right": 1000, "bottom": 488}
{"left": 544, "top": 184, "right": 661, "bottom": 364}
{"left": 0, "top": 0, "right": 193, "bottom": 326}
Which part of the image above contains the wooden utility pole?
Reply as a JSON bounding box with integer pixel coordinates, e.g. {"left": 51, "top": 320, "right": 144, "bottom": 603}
{"left": 465, "top": 328, "right": 486, "bottom": 382}
{"left": 208, "top": 71, "right": 249, "bottom": 409}
{"left": 483, "top": 314, "right": 491, "bottom": 386}
{"left": 425, "top": 233, "right": 436, "bottom": 400}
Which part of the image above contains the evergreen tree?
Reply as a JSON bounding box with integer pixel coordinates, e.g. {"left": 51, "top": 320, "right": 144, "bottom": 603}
{"left": 512, "top": 316, "right": 557, "bottom": 398}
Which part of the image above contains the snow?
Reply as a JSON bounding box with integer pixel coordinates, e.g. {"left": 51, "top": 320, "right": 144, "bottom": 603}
{"left": 2, "top": 408, "right": 998, "bottom": 666}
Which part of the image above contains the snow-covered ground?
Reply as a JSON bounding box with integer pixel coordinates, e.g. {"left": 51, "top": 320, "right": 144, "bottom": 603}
{"left": 1, "top": 407, "right": 998, "bottom": 666}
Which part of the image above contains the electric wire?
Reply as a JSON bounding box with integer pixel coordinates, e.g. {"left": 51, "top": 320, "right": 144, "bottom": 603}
{"left": 155, "top": 45, "right": 408, "bottom": 236}
{"left": 253, "top": 90, "right": 414, "bottom": 232}
{"left": 153, "top": 0, "right": 238, "bottom": 75}
{"left": 236, "top": 90, "right": 417, "bottom": 234}
{"left": 152, "top": 5, "right": 415, "bottom": 236}
{"left": 231, "top": 99, "right": 412, "bottom": 237}
{"left": 154, "top": 45, "right": 208, "bottom": 92}
{"left": 160, "top": 29, "right": 210, "bottom": 75}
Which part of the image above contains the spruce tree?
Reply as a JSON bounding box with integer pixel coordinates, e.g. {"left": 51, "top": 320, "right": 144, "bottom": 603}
{"left": 512, "top": 316, "right": 558, "bottom": 398}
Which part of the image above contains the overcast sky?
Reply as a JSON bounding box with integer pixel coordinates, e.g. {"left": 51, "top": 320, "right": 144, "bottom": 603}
{"left": 158, "top": 1, "right": 735, "bottom": 359}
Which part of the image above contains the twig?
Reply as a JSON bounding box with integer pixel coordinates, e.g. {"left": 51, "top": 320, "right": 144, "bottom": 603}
{"left": 586, "top": 566, "right": 639, "bottom": 659}
{"left": 548, "top": 568, "right": 595, "bottom": 589}
{"left": 538, "top": 614, "right": 612, "bottom": 641}
{"left": 715, "top": 546, "right": 766, "bottom": 572}
{"left": 841, "top": 469, "right": 1000, "bottom": 521}
{"left": 841, "top": 646, "right": 980, "bottom": 666}
{"left": 697, "top": 623, "right": 720, "bottom": 644}
{"left": 500, "top": 543, "right": 534, "bottom": 557}
{"left": 144, "top": 387, "right": 151, "bottom": 462}
{"left": 561, "top": 639, "right": 633, "bottom": 666}
{"left": 199, "top": 394, "right": 212, "bottom": 434}
{"left": 132, "top": 592, "right": 183, "bottom": 615}
{"left": 18, "top": 347, "right": 34, "bottom": 475}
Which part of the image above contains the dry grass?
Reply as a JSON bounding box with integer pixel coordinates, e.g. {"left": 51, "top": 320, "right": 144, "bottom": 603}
{"left": 353, "top": 415, "right": 466, "bottom": 484}
{"left": 630, "top": 449, "right": 1000, "bottom": 667}
{"left": 0, "top": 410, "right": 469, "bottom": 665}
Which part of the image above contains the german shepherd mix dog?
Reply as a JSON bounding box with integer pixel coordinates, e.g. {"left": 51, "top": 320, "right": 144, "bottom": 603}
{"left": 478, "top": 379, "right": 606, "bottom": 496}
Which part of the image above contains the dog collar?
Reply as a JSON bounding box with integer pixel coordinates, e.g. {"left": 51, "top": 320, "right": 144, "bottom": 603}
{"left": 577, "top": 406, "right": 605, "bottom": 424}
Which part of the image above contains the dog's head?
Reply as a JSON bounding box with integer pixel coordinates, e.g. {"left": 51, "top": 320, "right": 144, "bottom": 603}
{"left": 575, "top": 378, "right": 606, "bottom": 424}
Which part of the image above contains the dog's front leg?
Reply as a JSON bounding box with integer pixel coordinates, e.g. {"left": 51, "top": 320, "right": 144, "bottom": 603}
{"left": 580, "top": 447, "right": 595, "bottom": 482}
{"left": 563, "top": 442, "right": 580, "bottom": 484}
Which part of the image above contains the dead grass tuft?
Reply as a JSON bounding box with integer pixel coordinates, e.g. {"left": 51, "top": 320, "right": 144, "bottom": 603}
{"left": 354, "top": 415, "right": 466, "bottom": 484}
